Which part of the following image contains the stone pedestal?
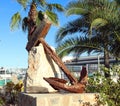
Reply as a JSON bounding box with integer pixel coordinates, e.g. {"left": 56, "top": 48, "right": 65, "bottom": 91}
{"left": 18, "top": 93, "right": 98, "bottom": 106}
{"left": 24, "top": 44, "right": 61, "bottom": 93}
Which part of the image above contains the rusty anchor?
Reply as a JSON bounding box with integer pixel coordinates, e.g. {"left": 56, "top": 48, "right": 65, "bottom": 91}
{"left": 26, "top": 20, "right": 88, "bottom": 93}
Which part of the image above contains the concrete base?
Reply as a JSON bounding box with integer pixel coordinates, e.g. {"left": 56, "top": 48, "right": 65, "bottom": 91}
{"left": 18, "top": 93, "right": 97, "bottom": 106}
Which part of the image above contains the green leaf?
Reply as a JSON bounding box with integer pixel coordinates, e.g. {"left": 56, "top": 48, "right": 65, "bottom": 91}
{"left": 10, "top": 12, "right": 21, "bottom": 31}
{"left": 114, "top": 31, "right": 120, "bottom": 42}
{"left": 47, "top": 3, "right": 64, "bottom": 12}
{"left": 45, "top": 10, "right": 58, "bottom": 25}
{"left": 90, "top": 18, "right": 108, "bottom": 35}
{"left": 66, "top": 7, "right": 88, "bottom": 16}
{"left": 36, "top": 0, "right": 47, "bottom": 6}
{"left": 17, "top": 0, "right": 29, "bottom": 9}
{"left": 91, "top": 18, "right": 108, "bottom": 29}
{"left": 65, "top": 1, "right": 88, "bottom": 16}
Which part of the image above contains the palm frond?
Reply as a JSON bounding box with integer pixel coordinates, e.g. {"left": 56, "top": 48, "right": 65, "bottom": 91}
{"left": 56, "top": 36, "right": 102, "bottom": 58}
{"left": 90, "top": 18, "right": 108, "bottom": 35}
{"left": 46, "top": 3, "right": 64, "bottom": 12}
{"left": 114, "top": 31, "right": 120, "bottom": 42}
{"left": 45, "top": 10, "right": 58, "bottom": 25}
{"left": 91, "top": 18, "right": 108, "bottom": 29}
{"left": 17, "top": 0, "right": 29, "bottom": 9}
{"left": 65, "top": 1, "right": 88, "bottom": 16}
{"left": 66, "top": 7, "right": 88, "bottom": 16}
{"left": 10, "top": 12, "right": 21, "bottom": 30}
{"left": 56, "top": 17, "right": 89, "bottom": 43}
{"left": 36, "top": 0, "right": 47, "bottom": 7}
{"left": 89, "top": 0, "right": 120, "bottom": 25}
{"left": 108, "top": 32, "right": 120, "bottom": 58}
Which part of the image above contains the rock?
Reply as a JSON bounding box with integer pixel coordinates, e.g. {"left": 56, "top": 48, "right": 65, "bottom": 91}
{"left": 11, "top": 74, "right": 19, "bottom": 84}
{"left": 24, "top": 43, "right": 61, "bottom": 93}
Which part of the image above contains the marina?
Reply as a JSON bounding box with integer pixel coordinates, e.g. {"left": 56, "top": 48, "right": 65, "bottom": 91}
{"left": 0, "top": 67, "right": 12, "bottom": 86}
{"left": 0, "top": 67, "right": 26, "bottom": 87}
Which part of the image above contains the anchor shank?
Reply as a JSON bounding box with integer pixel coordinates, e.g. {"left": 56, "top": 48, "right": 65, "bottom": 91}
{"left": 39, "top": 38, "right": 78, "bottom": 84}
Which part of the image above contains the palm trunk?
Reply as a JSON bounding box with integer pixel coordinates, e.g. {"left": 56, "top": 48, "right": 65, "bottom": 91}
{"left": 102, "top": 32, "right": 110, "bottom": 77}
{"left": 28, "top": 1, "right": 37, "bottom": 40}
{"left": 104, "top": 49, "right": 110, "bottom": 77}
{"left": 104, "top": 50, "right": 110, "bottom": 68}
{"left": 28, "top": 1, "right": 37, "bottom": 23}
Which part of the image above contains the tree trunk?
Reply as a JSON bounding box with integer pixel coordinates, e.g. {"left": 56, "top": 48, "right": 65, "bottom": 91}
{"left": 104, "top": 49, "right": 110, "bottom": 77}
{"left": 104, "top": 50, "right": 110, "bottom": 68}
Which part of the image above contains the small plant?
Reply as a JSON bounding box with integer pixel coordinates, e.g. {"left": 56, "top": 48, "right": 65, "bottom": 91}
{"left": 0, "top": 97, "right": 5, "bottom": 106}
{"left": 85, "top": 64, "right": 120, "bottom": 106}
{"left": 0, "top": 80, "right": 23, "bottom": 106}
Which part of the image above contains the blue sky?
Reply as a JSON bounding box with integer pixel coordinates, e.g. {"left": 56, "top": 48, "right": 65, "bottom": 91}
{"left": 0, "top": 0, "right": 71, "bottom": 68}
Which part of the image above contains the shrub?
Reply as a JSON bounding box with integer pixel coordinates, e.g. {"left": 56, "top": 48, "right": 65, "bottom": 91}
{"left": 86, "top": 65, "right": 120, "bottom": 106}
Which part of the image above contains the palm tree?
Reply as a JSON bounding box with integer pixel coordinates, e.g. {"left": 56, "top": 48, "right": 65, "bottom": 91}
{"left": 10, "top": 0, "right": 64, "bottom": 40}
{"left": 55, "top": 0, "right": 120, "bottom": 70}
